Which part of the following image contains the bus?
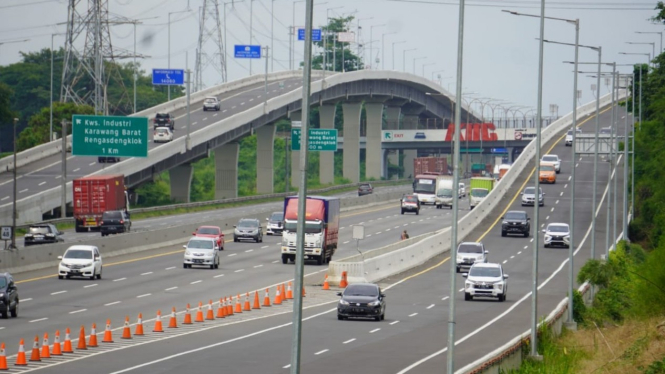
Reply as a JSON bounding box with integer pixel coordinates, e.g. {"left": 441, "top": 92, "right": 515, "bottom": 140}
{"left": 413, "top": 173, "right": 447, "bottom": 205}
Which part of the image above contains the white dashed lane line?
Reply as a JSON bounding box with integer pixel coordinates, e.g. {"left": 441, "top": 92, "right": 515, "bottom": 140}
{"left": 89, "top": 162, "right": 96, "bottom": 166}
{"left": 375, "top": 232, "right": 382, "bottom": 235}
{"left": 245, "top": 249, "right": 253, "bottom": 253}
{"left": 1, "top": 197, "right": 8, "bottom": 201}
{"left": 19, "top": 189, "right": 28, "bottom": 193}
{"left": 165, "top": 287, "right": 178, "bottom": 291}
{"left": 22, "top": 298, "right": 32, "bottom": 302}
{"left": 69, "top": 309, "right": 87, "bottom": 314}
{"left": 546, "top": 216, "right": 550, "bottom": 220}
{"left": 271, "top": 260, "right": 279, "bottom": 263}
{"left": 409, "top": 313, "right": 418, "bottom": 317}
{"left": 73, "top": 168, "right": 80, "bottom": 172}
{"left": 137, "top": 293, "right": 151, "bottom": 298}
{"left": 343, "top": 241, "right": 350, "bottom": 244}
{"left": 223, "top": 109, "right": 227, "bottom": 113}
{"left": 441, "top": 296, "right": 449, "bottom": 301}
{"left": 30, "top": 318, "right": 48, "bottom": 323}
{"left": 240, "top": 102, "right": 245, "bottom": 106}
{"left": 38, "top": 181, "right": 46, "bottom": 186}
{"left": 555, "top": 200, "right": 559, "bottom": 204}
{"left": 560, "top": 192, "right": 564, "bottom": 196}
{"left": 568, "top": 176, "right": 572, "bottom": 181}
{"left": 192, "top": 122, "right": 197, "bottom": 125}
{"left": 141, "top": 272, "right": 153, "bottom": 276}
{"left": 390, "top": 321, "right": 400, "bottom": 325}
{"left": 253, "top": 265, "right": 263, "bottom": 268}
{"left": 235, "top": 269, "right": 245, "bottom": 273}
{"left": 458, "top": 288, "right": 464, "bottom": 292}
{"left": 105, "top": 301, "right": 121, "bottom": 306}
{"left": 228, "top": 253, "right": 237, "bottom": 257}
{"left": 203, "top": 117, "right": 208, "bottom": 121}
{"left": 84, "top": 284, "right": 97, "bottom": 288}
{"left": 190, "top": 280, "right": 202, "bottom": 285}
{"left": 214, "top": 274, "right": 225, "bottom": 278}
{"left": 165, "top": 266, "right": 176, "bottom": 270}
{"left": 51, "top": 290, "right": 67, "bottom": 295}
{"left": 343, "top": 338, "right": 356, "bottom": 344}
{"left": 426, "top": 304, "right": 435, "bottom": 309}
{"left": 113, "top": 278, "right": 127, "bottom": 282}
{"left": 261, "top": 246, "right": 269, "bottom": 249}
{"left": 370, "top": 328, "right": 381, "bottom": 333}
{"left": 315, "top": 349, "right": 329, "bottom": 355}
{"left": 551, "top": 207, "right": 555, "bottom": 212}
{"left": 503, "top": 260, "right": 508, "bottom": 264}
{"left": 510, "top": 255, "right": 515, "bottom": 259}
{"left": 564, "top": 184, "right": 568, "bottom": 188}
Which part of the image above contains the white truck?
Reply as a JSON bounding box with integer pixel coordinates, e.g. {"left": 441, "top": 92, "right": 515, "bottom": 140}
{"left": 435, "top": 176, "right": 455, "bottom": 209}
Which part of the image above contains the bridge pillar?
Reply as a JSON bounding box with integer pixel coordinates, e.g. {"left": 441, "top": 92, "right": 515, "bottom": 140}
{"left": 256, "top": 123, "right": 275, "bottom": 193}
{"left": 385, "top": 106, "right": 401, "bottom": 170}
{"left": 364, "top": 102, "right": 384, "bottom": 180}
{"left": 214, "top": 142, "right": 239, "bottom": 199}
{"left": 401, "top": 104, "right": 424, "bottom": 178}
{"left": 342, "top": 102, "right": 362, "bottom": 183}
{"left": 289, "top": 111, "right": 301, "bottom": 189}
{"left": 169, "top": 164, "right": 193, "bottom": 203}
{"left": 319, "top": 104, "right": 336, "bottom": 185}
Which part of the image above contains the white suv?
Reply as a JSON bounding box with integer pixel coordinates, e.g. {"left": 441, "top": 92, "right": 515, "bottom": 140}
{"left": 565, "top": 128, "right": 582, "bottom": 147}
{"left": 456, "top": 242, "right": 487, "bottom": 273}
{"left": 203, "top": 96, "right": 220, "bottom": 111}
{"left": 541, "top": 154, "right": 561, "bottom": 173}
{"left": 543, "top": 223, "right": 570, "bottom": 248}
{"left": 463, "top": 263, "right": 508, "bottom": 302}
{"left": 58, "top": 245, "right": 103, "bottom": 280}
{"left": 183, "top": 237, "right": 220, "bottom": 269}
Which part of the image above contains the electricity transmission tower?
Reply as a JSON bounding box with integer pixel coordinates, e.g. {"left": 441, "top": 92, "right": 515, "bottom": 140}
{"left": 60, "top": 0, "right": 138, "bottom": 114}
{"left": 195, "top": 0, "right": 226, "bottom": 92}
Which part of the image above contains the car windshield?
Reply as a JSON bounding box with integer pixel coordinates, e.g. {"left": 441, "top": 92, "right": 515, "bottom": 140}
{"left": 505, "top": 212, "right": 526, "bottom": 220}
{"left": 344, "top": 285, "right": 379, "bottom": 297}
{"left": 64, "top": 249, "right": 93, "bottom": 259}
{"left": 29, "top": 226, "right": 50, "bottom": 234}
{"left": 156, "top": 113, "right": 169, "bottom": 118}
{"left": 197, "top": 227, "right": 219, "bottom": 235}
{"left": 540, "top": 165, "right": 555, "bottom": 172}
{"left": 0, "top": 277, "right": 6, "bottom": 288}
{"left": 471, "top": 189, "right": 488, "bottom": 198}
{"left": 205, "top": 98, "right": 217, "bottom": 103}
{"left": 437, "top": 188, "right": 453, "bottom": 197}
{"left": 542, "top": 156, "right": 557, "bottom": 162}
{"left": 103, "top": 211, "right": 122, "bottom": 220}
{"left": 567, "top": 130, "right": 573, "bottom": 135}
{"left": 469, "top": 267, "right": 501, "bottom": 278}
{"left": 458, "top": 244, "right": 483, "bottom": 254}
{"left": 360, "top": 184, "right": 371, "bottom": 190}
{"left": 413, "top": 178, "right": 436, "bottom": 194}
{"left": 548, "top": 225, "right": 569, "bottom": 233}
{"left": 238, "top": 220, "right": 258, "bottom": 228}
{"left": 270, "top": 212, "right": 284, "bottom": 221}
{"left": 283, "top": 221, "right": 322, "bottom": 234}
{"left": 188, "top": 240, "right": 214, "bottom": 250}
{"left": 524, "top": 187, "right": 542, "bottom": 195}
{"left": 403, "top": 196, "right": 417, "bottom": 203}
{"left": 156, "top": 128, "right": 169, "bottom": 134}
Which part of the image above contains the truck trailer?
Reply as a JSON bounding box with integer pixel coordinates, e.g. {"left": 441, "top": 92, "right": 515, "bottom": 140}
{"left": 73, "top": 175, "right": 129, "bottom": 232}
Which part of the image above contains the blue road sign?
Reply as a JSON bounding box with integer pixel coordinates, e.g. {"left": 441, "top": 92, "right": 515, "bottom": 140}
{"left": 234, "top": 45, "right": 262, "bottom": 59}
{"left": 297, "top": 28, "right": 322, "bottom": 41}
{"left": 491, "top": 148, "right": 508, "bottom": 154}
{"left": 152, "top": 69, "right": 184, "bottom": 85}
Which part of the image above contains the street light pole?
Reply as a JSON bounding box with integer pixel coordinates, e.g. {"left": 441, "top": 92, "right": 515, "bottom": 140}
{"left": 61, "top": 119, "right": 67, "bottom": 219}
{"left": 381, "top": 32, "right": 396, "bottom": 70}
{"left": 369, "top": 24, "right": 385, "bottom": 70}
{"left": 403, "top": 48, "right": 416, "bottom": 73}
{"left": 392, "top": 41, "right": 406, "bottom": 70}
{"left": 635, "top": 31, "right": 662, "bottom": 54}
{"left": 11, "top": 118, "right": 18, "bottom": 250}
{"left": 412, "top": 56, "right": 426, "bottom": 75}
{"left": 422, "top": 62, "right": 435, "bottom": 78}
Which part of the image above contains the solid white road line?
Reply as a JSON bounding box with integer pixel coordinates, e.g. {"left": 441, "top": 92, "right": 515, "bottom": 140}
{"left": 137, "top": 294, "right": 151, "bottom": 298}
{"left": 69, "top": 309, "right": 87, "bottom": 314}
{"left": 105, "top": 301, "right": 121, "bottom": 306}
{"left": 51, "top": 290, "right": 67, "bottom": 295}
{"left": 343, "top": 338, "right": 356, "bottom": 344}
{"left": 190, "top": 280, "right": 202, "bottom": 285}
{"left": 30, "top": 318, "right": 48, "bottom": 323}
{"left": 370, "top": 328, "right": 380, "bottom": 333}
{"left": 165, "top": 287, "right": 178, "bottom": 291}
{"left": 315, "top": 349, "right": 329, "bottom": 355}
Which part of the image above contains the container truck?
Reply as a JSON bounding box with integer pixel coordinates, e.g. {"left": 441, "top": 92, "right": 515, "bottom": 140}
{"left": 73, "top": 175, "right": 129, "bottom": 232}
{"left": 281, "top": 196, "right": 340, "bottom": 265}
{"left": 469, "top": 177, "right": 494, "bottom": 209}
{"left": 414, "top": 157, "right": 448, "bottom": 176}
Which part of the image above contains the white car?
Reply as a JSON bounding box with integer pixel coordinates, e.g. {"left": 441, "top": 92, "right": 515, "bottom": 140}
{"left": 541, "top": 154, "right": 561, "bottom": 173}
{"left": 153, "top": 127, "right": 173, "bottom": 143}
{"left": 203, "top": 96, "right": 220, "bottom": 111}
{"left": 543, "top": 223, "right": 571, "bottom": 248}
{"left": 183, "top": 237, "right": 220, "bottom": 269}
{"left": 456, "top": 242, "right": 487, "bottom": 273}
{"left": 458, "top": 183, "right": 466, "bottom": 198}
{"left": 58, "top": 245, "right": 103, "bottom": 280}
{"left": 565, "top": 128, "right": 581, "bottom": 147}
{"left": 463, "top": 262, "right": 508, "bottom": 302}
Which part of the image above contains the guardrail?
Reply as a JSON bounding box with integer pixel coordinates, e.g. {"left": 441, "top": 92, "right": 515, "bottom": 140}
{"left": 326, "top": 91, "right": 621, "bottom": 286}
{"left": 15, "top": 179, "right": 410, "bottom": 229}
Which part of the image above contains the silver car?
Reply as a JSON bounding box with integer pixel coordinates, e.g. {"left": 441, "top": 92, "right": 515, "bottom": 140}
{"left": 463, "top": 262, "right": 509, "bottom": 302}
{"left": 183, "top": 237, "right": 220, "bottom": 269}
{"left": 456, "top": 242, "right": 488, "bottom": 273}
{"left": 521, "top": 186, "right": 544, "bottom": 206}
{"left": 543, "top": 223, "right": 570, "bottom": 248}
{"left": 203, "top": 96, "right": 220, "bottom": 111}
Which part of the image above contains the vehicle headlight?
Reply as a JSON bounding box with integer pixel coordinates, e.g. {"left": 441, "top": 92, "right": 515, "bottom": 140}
{"left": 564, "top": 235, "right": 570, "bottom": 240}
{"left": 25, "top": 234, "right": 33, "bottom": 237}
{"left": 465, "top": 281, "right": 474, "bottom": 289}
{"left": 0, "top": 293, "right": 4, "bottom": 298}
{"left": 46, "top": 233, "right": 55, "bottom": 237}
{"left": 494, "top": 282, "right": 504, "bottom": 290}
{"left": 84, "top": 262, "right": 93, "bottom": 267}
{"left": 185, "top": 251, "right": 191, "bottom": 256}
{"left": 339, "top": 299, "right": 349, "bottom": 306}
{"left": 368, "top": 300, "right": 380, "bottom": 306}
{"left": 544, "top": 235, "right": 551, "bottom": 240}
{"left": 456, "top": 255, "right": 463, "bottom": 261}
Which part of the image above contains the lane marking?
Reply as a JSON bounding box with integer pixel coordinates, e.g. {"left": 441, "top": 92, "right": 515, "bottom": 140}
{"left": 343, "top": 338, "right": 356, "bottom": 344}
{"left": 137, "top": 293, "right": 151, "bottom": 298}
{"left": 165, "top": 287, "right": 178, "bottom": 291}
{"left": 343, "top": 241, "right": 350, "bottom": 244}
{"left": 369, "top": 328, "right": 380, "bottom": 333}
{"left": 165, "top": 267, "right": 176, "bottom": 270}
{"left": 546, "top": 216, "right": 550, "bottom": 220}
{"left": 29, "top": 318, "right": 48, "bottom": 323}
{"left": 69, "top": 309, "right": 87, "bottom": 314}
{"left": 228, "top": 253, "right": 237, "bottom": 257}
{"left": 253, "top": 265, "right": 263, "bottom": 268}
{"left": 22, "top": 298, "right": 32, "bottom": 302}
{"left": 427, "top": 304, "right": 435, "bottom": 309}
{"left": 390, "top": 321, "right": 400, "bottom": 325}
{"left": 235, "top": 269, "right": 245, "bottom": 273}
{"left": 51, "top": 290, "right": 67, "bottom": 295}
{"left": 89, "top": 162, "right": 96, "bottom": 166}
{"left": 113, "top": 278, "right": 127, "bottom": 282}
{"left": 105, "top": 301, "right": 121, "bottom": 306}
{"left": 73, "top": 168, "right": 80, "bottom": 172}
{"left": 19, "top": 189, "right": 28, "bottom": 193}
{"left": 551, "top": 207, "right": 555, "bottom": 212}
{"left": 38, "top": 181, "right": 46, "bottom": 186}
{"left": 556, "top": 200, "right": 559, "bottom": 204}
{"left": 214, "top": 274, "right": 225, "bottom": 278}
{"left": 315, "top": 349, "right": 329, "bottom": 355}
{"left": 441, "top": 296, "right": 449, "bottom": 301}
{"left": 568, "top": 176, "right": 572, "bottom": 181}
{"left": 245, "top": 249, "right": 254, "bottom": 253}
{"left": 408, "top": 313, "right": 418, "bottom": 317}
{"left": 518, "top": 251, "right": 523, "bottom": 254}
{"left": 190, "top": 280, "right": 202, "bottom": 285}
{"left": 203, "top": 117, "right": 208, "bottom": 121}
{"left": 84, "top": 284, "right": 97, "bottom": 288}
{"left": 261, "top": 246, "right": 269, "bottom": 249}
{"left": 0, "top": 197, "right": 8, "bottom": 201}
{"left": 271, "top": 260, "right": 279, "bottom": 263}
{"left": 503, "top": 260, "right": 507, "bottom": 264}
{"left": 560, "top": 192, "right": 564, "bottom": 197}
{"left": 564, "top": 184, "right": 568, "bottom": 188}
{"left": 141, "top": 272, "right": 153, "bottom": 276}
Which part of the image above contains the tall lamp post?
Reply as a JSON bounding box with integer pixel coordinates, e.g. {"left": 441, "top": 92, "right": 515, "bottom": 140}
{"left": 11, "top": 118, "right": 18, "bottom": 250}
{"left": 356, "top": 17, "right": 373, "bottom": 65}
{"left": 168, "top": 9, "right": 191, "bottom": 101}
{"left": 421, "top": 62, "right": 435, "bottom": 78}
{"left": 431, "top": 69, "right": 445, "bottom": 82}
{"left": 381, "top": 32, "right": 396, "bottom": 70}
{"left": 403, "top": 48, "right": 416, "bottom": 73}
{"left": 635, "top": 31, "right": 663, "bottom": 53}
{"left": 392, "top": 41, "right": 406, "bottom": 70}
{"left": 368, "top": 24, "right": 385, "bottom": 70}
{"left": 626, "top": 42, "right": 655, "bottom": 65}
{"left": 51, "top": 34, "right": 63, "bottom": 142}
{"left": 412, "top": 56, "right": 426, "bottom": 75}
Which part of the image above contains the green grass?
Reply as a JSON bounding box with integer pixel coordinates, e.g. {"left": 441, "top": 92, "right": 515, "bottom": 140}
{"left": 0, "top": 152, "right": 11, "bottom": 159}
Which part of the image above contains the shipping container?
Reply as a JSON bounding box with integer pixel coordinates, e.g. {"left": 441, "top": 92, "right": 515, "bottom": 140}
{"left": 413, "top": 157, "right": 448, "bottom": 176}
{"left": 73, "top": 175, "right": 127, "bottom": 232}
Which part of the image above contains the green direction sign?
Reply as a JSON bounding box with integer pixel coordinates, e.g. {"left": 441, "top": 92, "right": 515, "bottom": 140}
{"left": 291, "top": 128, "right": 338, "bottom": 151}
{"left": 72, "top": 115, "right": 149, "bottom": 158}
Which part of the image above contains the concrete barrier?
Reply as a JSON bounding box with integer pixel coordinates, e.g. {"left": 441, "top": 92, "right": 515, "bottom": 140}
{"left": 327, "top": 91, "right": 624, "bottom": 286}
{"left": 0, "top": 186, "right": 411, "bottom": 275}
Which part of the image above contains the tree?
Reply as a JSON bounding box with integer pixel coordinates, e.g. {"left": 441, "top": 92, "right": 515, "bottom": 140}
{"left": 311, "top": 16, "right": 364, "bottom": 72}
{"left": 0, "top": 82, "right": 14, "bottom": 126}
{"left": 17, "top": 102, "right": 94, "bottom": 151}
{"left": 651, "top": 1, "right": 665, "bottom": 23}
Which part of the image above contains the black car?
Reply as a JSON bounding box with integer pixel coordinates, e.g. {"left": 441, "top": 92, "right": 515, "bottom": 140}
{"left": 98, "top": 156, "right": 121, "bottom": 163}
{"left": 358, "top": 183, "right": 373, "bottom": 196}
{"left": 0, "top": 272, "right": 19, "bottom": 318}
{"left": 24, "top": 224, "right": 64, "bottom": 246}
{"left": 233, "top": 218, "right": 263, "bottom": 243}
{"left": 153, "top": 112, "right": 175, "bottom": 130}
{"left": 501, "top": 210, "right": 531, "bottom": 237}
{"left": 100, "top": 210, "right": 131, "bottom": 236}
{"left": 337, "top": 283, "right": 386, "bottom": 321}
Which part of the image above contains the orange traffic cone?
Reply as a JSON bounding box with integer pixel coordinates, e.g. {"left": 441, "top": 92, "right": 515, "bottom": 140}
{"left": 263, "top": 288, "right": 272, "bottom": 307}
{"left": 183, "top": 304, "right": 193, "bottom": 325}
{"left": 135, "top": 314, "right": 145, "bottom": 335}
{"left": 14, "top": 339, "right": 27, "bottom": 366}
{"left": 0, "top": 342, "right": 7, "bottom": 369}
{"left": 63, "top": 328, "right": 74, "bottom": 353}
{"left": 286, "top": 282, "right": 294, "bottom": 299}
{"left": 88, "top": 324, "right": 98, "bottom": 347}
{"left": 243, "top": 293, "right": 251, "bottom": 311}
{"left": 340, "top": 271, "right": 348, "bottom": 288}
{"left": 153, "top": 310, "right": 164, "bottom": 332}
{"left": 52, "top": 330, "right": 63, "bottom": 356}
{"left": 322, "top": 275, "right": 330, "bottom": 290}
{"left": 195, "top": 302, "right": 204, "bottom": 322}
{"left": 41, "top": 333, "right": 51, "bottom": 359}
{"left": 122, "top": 316, "right": 132, "bottom": 339}
{"left": 29, "top": 336, "right": 41, "bottom": 362}
{"left": 217, "top": 297, "right": 226, "bottom": 318}
{"left": 252, "top": 290, "right": 261, "bottom": 309}
{"left": 274, "top": 286, "right": 282, "bottom": 305}
{"left": 169, "top": 307, "right": 178, "bottom": 328}
{"left": 102, "top": 319, "right": 113, "bottom": 343}
{"left": 226, "top": 297, "right": 234, "bottom": 316}
{"left": 234, "top": 294, "right": 242, "bottom": 314}
{"left": 76, "top": 326, "right": 87, "bottom": 350}
{"left": 205, "top": 300, "right": 214, "bottom": 320}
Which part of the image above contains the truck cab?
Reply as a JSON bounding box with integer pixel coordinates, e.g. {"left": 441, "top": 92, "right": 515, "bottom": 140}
{"left": 435, "top": 178, "right": 455, "bottom": 209}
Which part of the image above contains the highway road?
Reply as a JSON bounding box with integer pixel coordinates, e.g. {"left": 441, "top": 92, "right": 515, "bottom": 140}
{"left": 0, "top": 105, "right": 627, "bottom": 373}
{"left": 0, "top": 76, "right": 306, "bottom": 212}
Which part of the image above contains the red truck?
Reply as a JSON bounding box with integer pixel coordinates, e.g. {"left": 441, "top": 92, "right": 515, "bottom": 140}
{"left": 414, "top": 157, "right": 448, "bottom": 176}
{"left": 73, "top": 175, "right": 129, "bottom": 232}
{"left": 280, "top": 196, "right": 340, "bottom": 265}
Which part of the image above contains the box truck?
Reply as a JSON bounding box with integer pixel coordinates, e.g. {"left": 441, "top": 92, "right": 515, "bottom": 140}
{"left": 469, "top": 177, "right": 494, "bottom": 209}
{"left": 281, "top": 196, "right": 340, "bottom": 265}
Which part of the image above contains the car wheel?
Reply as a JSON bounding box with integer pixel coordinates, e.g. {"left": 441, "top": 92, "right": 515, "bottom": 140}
{"left": 401, "top": 210, "right": 404, "bottom": 215}
{"left": 381, "top": 312, "right": 385, "bottom": 320}
{"left": 183, "top": 263, "right": 188, "bottom": 269}
{"left": 259, "top": 235, "right": 263, "bottom": 243}
{"left": 456, "top": 266, "right": 460, "bottom": 273}
{"left": 499, "top": 293, "right": 506, "bottom": 302}
{"left": 89, "top": 270, "right": 95, "bottom": 280}
{"left": 338, "top": 314, "right": 344, "bottom": 320}
{"left": 10, "top": 304, "right": 18, "bottom": 318}
{"left": 501, "top": 231, "right": 507, "bottom": 237}
{"left": 234, "top": 237, "right": 238, "bottom": 242}
{"left": 97, "top": 267, "right": 102, "bottom": 280}
{"left": 58, "top": 275, "right": 64, "bottom": 279}
{"left": 210, "top": 264, "right": 215, "bottom": 270}
{"left": 0, "top": 309, "right": 6, "bottom": 319}
{"left": 524, "top": 231, "right": 529, "bottom": 238}
{"left": 416, "top": 210, "right": 419, "bottom": 215}
{"left": 464, "top": 293, "right": 473, "bottom": 301}
{"left": 374, "top": 315, "right": 381, "bottom": 321}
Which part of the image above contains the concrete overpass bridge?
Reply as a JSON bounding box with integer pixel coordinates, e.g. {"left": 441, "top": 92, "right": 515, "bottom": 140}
{"left": 1, "top": 70, "right": 484, "bottom": 225}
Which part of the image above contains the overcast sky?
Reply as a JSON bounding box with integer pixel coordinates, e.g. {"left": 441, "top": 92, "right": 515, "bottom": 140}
{"left": 0, "top": 0, "right": 660, "bottom": 117}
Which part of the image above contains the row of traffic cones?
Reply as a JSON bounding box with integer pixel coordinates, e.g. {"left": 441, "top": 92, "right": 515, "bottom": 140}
{"left": 0, "top": 283, "right": 306, "bottom": 369}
